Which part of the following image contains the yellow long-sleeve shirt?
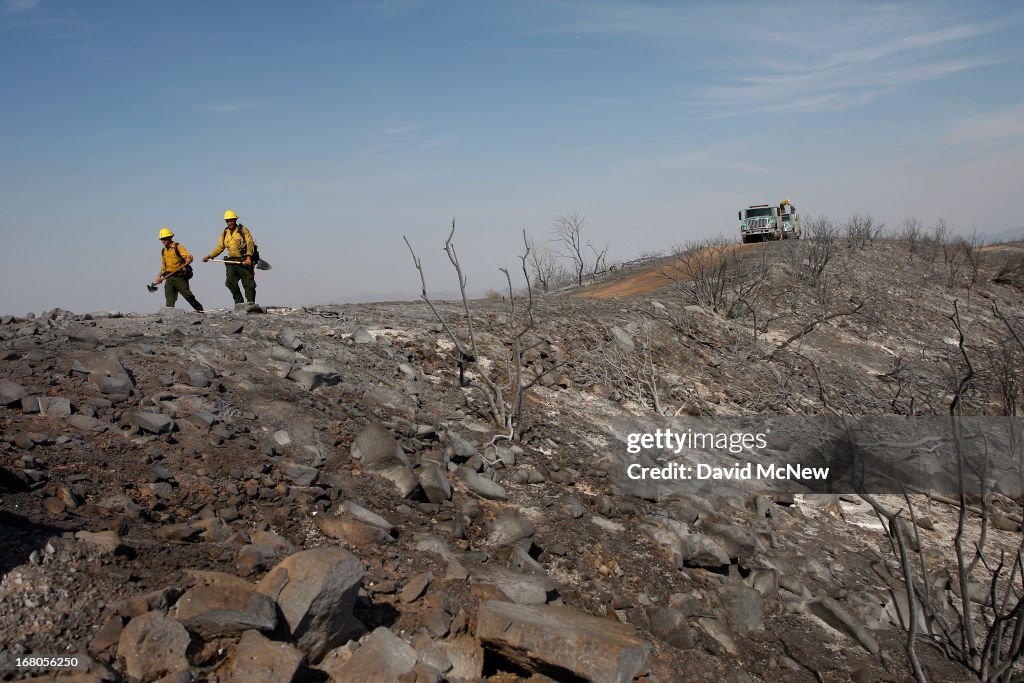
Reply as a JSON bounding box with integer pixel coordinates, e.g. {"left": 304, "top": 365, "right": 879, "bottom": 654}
{"left": 159, "top": 242, "right": 192, "bottom": 277}
{"left": 206, "top": 225, "right": 254, "bottom": 260}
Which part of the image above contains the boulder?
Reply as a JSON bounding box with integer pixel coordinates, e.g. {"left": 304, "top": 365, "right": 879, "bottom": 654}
{"left": 117, "top": 612, "right": 191, "bottom": 681}
{"left": 350, "top": 423, "right": 405, "bottom": 469}
{"left": 68, "top": 414, "right": 108, "bottom": 433}
{"left": 418, "top": 461, "right": 452, "bottom": 503}
{"left": 808, "top": 596, "right": 880, "bottom": 654}
{"left": 321, "top": 627, "right": 415, "bottom": 682}
{"left": 0, "top": 379, "right": 28, "bottom": 406}
{"left": 340, "top": 501, "right": 394, "bottom": 532}
{"left": 130, "top": 411, "right": 176, "bottom": 435}
{"left": 315, "top": 514, "right": 394, "bottom": 547}
{"left": 381, "top": 463, "right": 420, "bottom": 497}
{"left": 276, "top": 327, "right": 303, "bottom": 351}
{"left": 256, "top": 547, "right": 364, "bottom": 662}
{"left": 37, "top": 396, "right": 72, "bottom": 417}
{"left": 173, "top": 584, "right": 278, "bottom": 639}
{"left": 71, "top": 351, "right": 134, "bottom": 398}
{"left": 485, "top": 511, "right": 536, "bottom": 547}
{"left": 475, "top": 601, "right": 649, "bottom": 683}
{"left": 227, "top": 629, "right": 304, "bottom": 683}
{"left": 470, "top": 567, "right": 555, "bottom": 606}
{"left": 459, "top": 467, "right": 507, "bottom": 501}
{"left": 283, "top": 462, "right": 319, "bottom": 487}
{"left": 438, "top": 635, "right": 484, "bottom": 682}
{"left": 292, "top": 362, "right": 341, "bottom": 392}
{"left": 352, "top": 327, "right": 376, "bottom": 344}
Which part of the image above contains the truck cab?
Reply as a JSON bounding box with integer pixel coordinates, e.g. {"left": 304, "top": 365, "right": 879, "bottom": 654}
{"left": 739, "top": 200, "right": 801, "bottom": 243}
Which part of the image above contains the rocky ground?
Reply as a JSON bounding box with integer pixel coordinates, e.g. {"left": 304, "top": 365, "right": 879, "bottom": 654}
{"left": 1, "top": 237, "right": 1023, "bottom": 682}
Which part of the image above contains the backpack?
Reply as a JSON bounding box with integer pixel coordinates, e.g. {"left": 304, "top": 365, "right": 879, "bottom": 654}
{"left": 172, "top": 244, "right": 194, "bottom": 279}
{"left": 224, "top": 225, "right": 261, "bottom": 266}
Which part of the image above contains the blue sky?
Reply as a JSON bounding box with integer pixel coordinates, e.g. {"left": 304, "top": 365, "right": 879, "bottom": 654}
{"left": 1, "top": 0, "right": 1022, "bottom": 315}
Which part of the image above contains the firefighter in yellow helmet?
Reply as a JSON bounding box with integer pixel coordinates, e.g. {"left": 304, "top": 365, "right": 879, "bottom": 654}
{"left": 155, "top": 229, "right": 203, "bottom": 311}
{"left": 202, "top": 210, "right": 257, "bottom": 305}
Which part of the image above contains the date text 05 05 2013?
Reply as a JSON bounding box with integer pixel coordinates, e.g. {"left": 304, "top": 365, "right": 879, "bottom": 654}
{"left": 0, "top": 655, "right": 86, "bottom": 671}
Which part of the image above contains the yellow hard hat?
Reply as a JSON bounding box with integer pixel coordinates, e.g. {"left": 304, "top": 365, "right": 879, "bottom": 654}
{"left": 223, "top": 210, "right": 238, "bottom": 220}
{"left": 158, "top": 228, "right": 174, "bottom": 239}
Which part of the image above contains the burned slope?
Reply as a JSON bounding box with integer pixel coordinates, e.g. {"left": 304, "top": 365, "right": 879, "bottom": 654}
{"left": 0, "top": 236, "right": 1021, "bottom": 682}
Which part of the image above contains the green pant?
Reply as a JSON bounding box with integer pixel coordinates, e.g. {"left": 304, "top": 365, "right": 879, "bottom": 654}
{"left": 225, "top": 263, "right": 256, "bottom": 304}
{"left": 164, "top": 275, "right": 203, "bottom": 311}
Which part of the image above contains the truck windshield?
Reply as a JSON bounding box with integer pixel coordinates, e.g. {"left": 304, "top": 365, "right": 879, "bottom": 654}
{"left": 746, "top": 207, "right": 773, "bottom": 218}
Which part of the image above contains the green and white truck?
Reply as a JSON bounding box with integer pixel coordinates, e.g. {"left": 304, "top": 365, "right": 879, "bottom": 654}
{"left": 739, "top": 199, "right": 801, "bottom": 243}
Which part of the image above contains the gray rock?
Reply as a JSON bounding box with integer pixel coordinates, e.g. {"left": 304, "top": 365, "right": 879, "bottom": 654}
{"left": 271, "top": 346, "right": 299, "bottom": 362}
{"left": 381, "top": 463, "right": 420, "bottom": 498}
{"left": 471, "top": 567, "right": 555, "bottom": 606}
{"left": 117, "top": 612, "right": 191, "bottom": 681}
{"left": 186, "top": 364, "right": 212, "bottom": 388}
{"left": 274, "top": 430, "right": 293, "bottom": 447}
{"left": 256, "top": 547, "right": 364, "bottom": 662}
{"left": 234, "top": 303, "right": 264, "bottom": 314}
{"left": 485, "top": 511, "right": 536, "bottom": 547}
{"left": 418, "top": 461, "right": 452, "bottom": 504}
{"left": 400, "top": 571, "right": 434, "bottom": 604}
{"left": 808, "top": 596, "right": 880, "bottom": 654}
{"left": 292, "top": 362, "right": 341, "bottom": 392}
{"left": 438, "top": 635, "right": 484, "bottom": 682}
{"left": 71, "top": 351, "right": 134, "bottom": 398}
{"left": 37, "top": 396, "right": 72, "bottom": 417}
{"left": 648, "top": 606, "right": 695, "bottom": 649}
{"left": 476, "top": 601, "right": 649, "bottom": 683}
{"left": 340, "top": 500, "right": 394, "bottom": 532}
{"left": 445, "top": 431, "right": 478, "bottom": 460}
{"left": 276, "top": 327, "right": 303, "bottom": 351}
{"left": 350, "top": 423, "right": 405, "bottom": 468}
{"left": 720, "top": 584, "right": 764, "bottom": 633}
{"left": 75, "top": 530, "right": 125, "bottom": 554}
{"left": 315, "top": 514, "right": 394, "bottom": 547}
{"left": 0, "top": 379, "right": 28, "bottom": 406}
{"left": 283, "top": 462, "right": 320, "bottom": 487}
{"left": 191, "top": 411, "right": 218, "bottom": 427}
{"left": 352, "top": 327, "right": 376, "bottom": 344}
{"left": 459, "top": 467, "right": 507, "bottom": 501}
{"left": 227, "top": 629, "right": 304, "bottom": 683}
{"left": 174, "top": 584, "right": 278, "bottom": 639}
{"left": 638, "top": 517, "right": 729, "bottom": 569}
{"left": 322, "top": 627, "right": 415, "bottom": 682}
{"left": 131, "top": 411, "right": 176, "bottom": 435}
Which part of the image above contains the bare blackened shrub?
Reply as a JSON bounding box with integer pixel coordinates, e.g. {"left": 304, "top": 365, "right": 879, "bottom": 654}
{"left": 662, "top": 238, "right": 767, "bottom": 318}
{"left": 902, "top": 217, "right": 923, "bottom": 260}
{"left": 846, "top": 214, "right": 884, "bottom": 249}
{"left": 405, "top": 222, "right": 560, "bottom": 441}
{"left": 860, "top": 304, "right": 1024, "bottom": 682}
{"left": 993, "top": 254, "right": 1024, "bottom": 289}
{"left": 553, "top": 212, "right": 587, "bottom": 287}
{"left": 803, "top": 216, "right": 838, "bottom": 282}
{"left": 921, "top": 219, "right": 949, "bottom": 272}
{"left": 963, "top": 229, "right": 985, "bottom": 299}
{"left": 526, "top": 236, "right": 574, "bottom": 293}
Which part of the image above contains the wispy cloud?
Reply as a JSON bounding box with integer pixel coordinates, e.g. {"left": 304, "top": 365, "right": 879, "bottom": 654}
{"left": 551, "top": 2, "right": 1003, "bottom": 115}
{"left": 193, "top": 99, "right": 271, "bottom": 114}
{"left": 422, "top": 133, "right": 458, "bottom": 148}
{"left": 379, "top": 124, "right": 421, "bottom": 136}
{"left": 941, "top": 104, "right": 1024, "bottom": 148}
{"left": 3, "top": 0, "right": 40, "bottom": 14}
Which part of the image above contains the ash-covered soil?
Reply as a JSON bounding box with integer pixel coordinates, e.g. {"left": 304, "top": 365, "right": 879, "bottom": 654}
{"left": 1, "top": 237, "right": 1022, "bottom": 682}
